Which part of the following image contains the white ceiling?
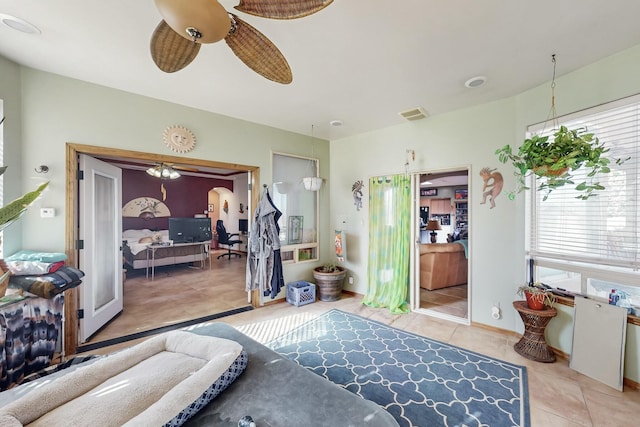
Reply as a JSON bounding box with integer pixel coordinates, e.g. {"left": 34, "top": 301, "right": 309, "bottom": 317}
{"left": 1, "top": 1, "right": 640, "bottom": 140}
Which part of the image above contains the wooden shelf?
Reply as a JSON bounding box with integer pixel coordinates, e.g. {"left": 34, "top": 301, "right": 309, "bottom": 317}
{"left": 281, "top": 243, "right": 318, "bottom": 264}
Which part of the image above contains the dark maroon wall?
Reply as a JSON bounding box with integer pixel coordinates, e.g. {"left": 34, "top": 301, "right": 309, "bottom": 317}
{"left": 122, "top": 169, "right": 233, "bottom": 230}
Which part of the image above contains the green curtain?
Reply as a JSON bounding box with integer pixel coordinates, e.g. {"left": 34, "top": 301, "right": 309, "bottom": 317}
{"left": 363, "top": 174, "right": 410, "bottom": 314}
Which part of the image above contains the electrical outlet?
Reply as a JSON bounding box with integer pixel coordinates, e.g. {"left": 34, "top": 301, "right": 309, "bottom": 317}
{"left": 348, "top": 276, "right": 354, "bottom": 285}
{"left": 491, "top": 305, "right": 501, "bottom": 320}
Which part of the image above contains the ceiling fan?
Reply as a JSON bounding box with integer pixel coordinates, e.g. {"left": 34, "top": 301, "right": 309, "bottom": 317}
{"left": 150, "top": 0, "right": 333, "bottom": 84}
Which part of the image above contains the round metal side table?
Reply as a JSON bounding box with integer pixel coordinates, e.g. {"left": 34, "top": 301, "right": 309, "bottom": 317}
{"left": 513, "top": 300, "right": 557, "bottom": 363}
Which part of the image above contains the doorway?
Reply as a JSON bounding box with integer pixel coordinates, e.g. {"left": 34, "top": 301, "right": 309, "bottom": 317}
{"left": 412, "top": 168, "right": 470, "bottom": 324}
{"left": 64, "top": 143, "right": 261, "bottom": 354}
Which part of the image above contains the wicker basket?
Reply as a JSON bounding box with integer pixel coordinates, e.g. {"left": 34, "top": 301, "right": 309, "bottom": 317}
{"left": 0, "top": 259, "right": 10, "bottom": 297}
{"left": 533, "top": 165, "right": 569, "bottom": 177}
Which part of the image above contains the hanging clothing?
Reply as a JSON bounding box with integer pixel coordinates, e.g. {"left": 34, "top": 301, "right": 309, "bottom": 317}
{"left": 246, "top": 187, "right": 284, "bottom": 298}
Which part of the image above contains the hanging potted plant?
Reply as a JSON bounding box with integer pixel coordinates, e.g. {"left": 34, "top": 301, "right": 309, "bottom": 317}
{"left": 516, "top": 285, "right": 556, "bottom": 310}
{"left": 495, "top": 125, "right": 621, "bottom": 200}
{"left": 496, "top": 55, "right": 627, "bottom": 201}
{"left": 302, "top": 176, "right": 323, "bottom": 191}
{"left": 312, "top": 263, "right": 346, "bottom": 302}
{"left": 302, "top": 124, "right": 324, "bottom": 192}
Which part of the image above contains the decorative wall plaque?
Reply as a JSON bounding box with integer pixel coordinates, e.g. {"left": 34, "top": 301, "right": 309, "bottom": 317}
{"left": 163, "top": 125, "right": 196, "bottom": 153}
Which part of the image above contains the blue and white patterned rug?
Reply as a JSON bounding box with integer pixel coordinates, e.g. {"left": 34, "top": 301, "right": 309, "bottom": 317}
{"left": 267, "top": 309, "right": 530, "bottom": 427}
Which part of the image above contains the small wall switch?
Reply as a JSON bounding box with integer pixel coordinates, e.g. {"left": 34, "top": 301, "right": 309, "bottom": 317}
{"left": 40, "top": 207, "right": 55, "bottom": 218}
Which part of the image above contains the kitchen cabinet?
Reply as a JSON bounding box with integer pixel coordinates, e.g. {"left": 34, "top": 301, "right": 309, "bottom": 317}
{"left": 429, "top": 198, "right": 451, "bottom": 214}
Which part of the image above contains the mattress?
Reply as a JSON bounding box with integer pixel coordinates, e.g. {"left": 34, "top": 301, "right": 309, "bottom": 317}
{"left": 0, "top": 331, "right": 246, "bottom": 426}
{"left": 123, "top": 241, "right": 208, "bottom": 270}
{"left": 0, "top": 323, "right": 399, "bottom": 427}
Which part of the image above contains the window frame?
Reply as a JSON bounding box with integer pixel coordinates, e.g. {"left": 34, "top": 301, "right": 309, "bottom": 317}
{"left": 271, "top": 151, "right": 319, "bottom": 264}
{"left": 526, "top": 94, "right": 640, "bottom": 298}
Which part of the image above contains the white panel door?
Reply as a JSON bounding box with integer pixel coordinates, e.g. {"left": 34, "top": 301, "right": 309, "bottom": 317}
{"left": 79, "top": 154, "right": 123, "bottom": 342}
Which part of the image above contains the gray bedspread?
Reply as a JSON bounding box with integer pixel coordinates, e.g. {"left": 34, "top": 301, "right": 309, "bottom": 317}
{"left": 185, "top": 322, "right": 399, "bottom": 427}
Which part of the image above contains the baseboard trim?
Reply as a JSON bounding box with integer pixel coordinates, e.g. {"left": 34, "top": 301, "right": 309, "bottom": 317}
{"left": 75, "top": 306, "right": 253, "bottom": 353}
{"left": 474, "top": 321, "right": 640, "bottom": 391}
{"left": 624, "top": 377, "right": 640, "bottom": 391}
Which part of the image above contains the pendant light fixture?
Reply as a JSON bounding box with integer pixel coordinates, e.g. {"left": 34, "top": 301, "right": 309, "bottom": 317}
{"left": 302, "top": 125, "right": 324, "bottom": 191}
{"left": 146, "top": 163, "right": 181, "bottom": 180}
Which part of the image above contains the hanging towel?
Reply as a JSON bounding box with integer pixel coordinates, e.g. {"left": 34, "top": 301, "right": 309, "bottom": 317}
{"left": 246, "top": 188, "right": 284, "bottom": 298}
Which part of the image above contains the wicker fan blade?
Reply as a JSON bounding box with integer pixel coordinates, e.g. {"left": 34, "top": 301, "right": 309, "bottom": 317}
{"left": 235, "top": 0, "right": 333, "bottom": 19}
{"left": 225, "top": 15, "right": 292, "bottom": 84}
{"left": 150, "top": 20, "right": 201, "bottom": 73}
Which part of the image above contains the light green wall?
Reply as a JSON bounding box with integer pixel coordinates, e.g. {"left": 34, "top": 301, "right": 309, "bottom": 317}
{"left": 5, "top": 43, "right": 640, "bottom": 383}
{"left": 0, "top": 56, "right": 25, "bottom": 256}
{"left": 330, "top": 44, "right": 640, "bottom": 383}
{"left": 331, "top": 96, "right": 520, "bottom": 324}
{"left": 12, "top": 67, "right": 330, "bottom": 299}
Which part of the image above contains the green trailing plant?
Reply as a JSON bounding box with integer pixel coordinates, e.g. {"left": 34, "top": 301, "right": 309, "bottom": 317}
{"left": 496, "top": 125, "right": 624, "bottom": 201}
{"left": 497, "top": 55, "right": 628, "bottom": 201}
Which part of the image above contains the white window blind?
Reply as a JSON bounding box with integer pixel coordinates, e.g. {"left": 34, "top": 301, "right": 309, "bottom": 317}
{"left": 529, "top": 95, "right": 640, "bottom": 272}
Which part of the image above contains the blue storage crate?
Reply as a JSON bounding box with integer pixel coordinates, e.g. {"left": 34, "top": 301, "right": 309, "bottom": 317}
{"left": 286, "top": 281, "right": 316, "bottom": 307}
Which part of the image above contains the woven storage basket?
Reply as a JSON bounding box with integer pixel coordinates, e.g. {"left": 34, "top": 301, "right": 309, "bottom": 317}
{"left": 0, "top": 260, "right": 10, "bottom": 297}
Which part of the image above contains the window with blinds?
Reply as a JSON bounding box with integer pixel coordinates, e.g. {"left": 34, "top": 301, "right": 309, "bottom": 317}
{"left": 528, "top": 94, "right": 640, "bottom": 286}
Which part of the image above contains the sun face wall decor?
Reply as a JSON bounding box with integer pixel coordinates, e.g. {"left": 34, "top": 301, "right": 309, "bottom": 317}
{"left": 163, "top": 125, "right": 196, "bottom": 153}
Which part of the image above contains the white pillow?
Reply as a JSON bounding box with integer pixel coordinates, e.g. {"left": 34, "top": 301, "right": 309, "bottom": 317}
{"left": 123, "top": 229, "right": 153, "bottom": 239}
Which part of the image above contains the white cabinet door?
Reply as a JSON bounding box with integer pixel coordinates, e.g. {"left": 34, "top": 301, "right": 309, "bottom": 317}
{"left": 570, "top": 297, "right": 627, "bottom": 391}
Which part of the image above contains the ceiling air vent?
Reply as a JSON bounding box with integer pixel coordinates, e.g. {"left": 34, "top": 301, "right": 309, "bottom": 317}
{"left": 399, "top": 106, "right": 428, "bottom": 121}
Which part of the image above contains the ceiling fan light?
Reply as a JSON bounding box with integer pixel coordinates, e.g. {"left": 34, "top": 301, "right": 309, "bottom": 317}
{"left": 147, "top": 164, "right": 181, "bottom": 179}
{"left": 0, "top": 14, "right": 41, "bottom": 34}
{"left": 154, "top": 0, "right": 231, "bottom": 43}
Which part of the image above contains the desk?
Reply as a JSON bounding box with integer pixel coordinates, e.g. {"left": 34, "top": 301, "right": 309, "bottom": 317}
{"left": 145, "top": 241, "right": 210, "bottom": 280}
{"left": 513, "top": 300, "right": 557, "bottom": 363}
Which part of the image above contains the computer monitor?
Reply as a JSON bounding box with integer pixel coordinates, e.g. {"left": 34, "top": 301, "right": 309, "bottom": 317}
{"left": 168, "top": 217, "right": 212, "bottom": 243}
{"left": 239, "top": 219, "right": 248, "bottom": 234}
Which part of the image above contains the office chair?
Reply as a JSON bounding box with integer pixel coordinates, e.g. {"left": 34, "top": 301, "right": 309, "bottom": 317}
{"left": 216, "top": 220, "right": 242, "bottom": 259}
